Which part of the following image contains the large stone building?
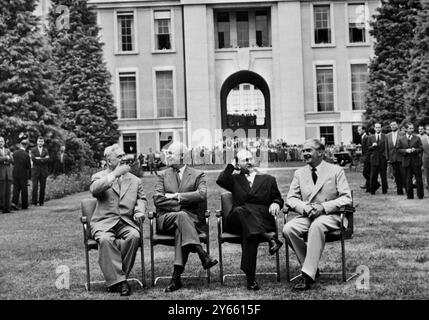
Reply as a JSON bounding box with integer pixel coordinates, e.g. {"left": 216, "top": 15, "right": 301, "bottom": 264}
{"left": 44, "top": 0, "right": 379, "bottom": 153}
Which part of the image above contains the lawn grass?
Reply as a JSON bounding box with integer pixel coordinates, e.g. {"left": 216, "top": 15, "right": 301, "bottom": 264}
{"left": 0, "top": 168, "right": 428, "bottom": 300}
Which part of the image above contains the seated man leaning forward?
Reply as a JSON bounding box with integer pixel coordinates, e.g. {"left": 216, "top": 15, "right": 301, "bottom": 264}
{"left": 283, "top": 139, "right": 352, "bottom": 291}
{"left": 216, "top": 149, "right": 284, "bottom": 290}
{"left": 153, "top": 142, "right": 218, "bottom": 293}
{"left": 90, "top": 144, "right": 147, "bottom": 296}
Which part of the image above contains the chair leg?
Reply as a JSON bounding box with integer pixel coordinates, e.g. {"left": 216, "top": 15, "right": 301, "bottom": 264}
{"left": 218, "top": 240, "right": 224, "bottom": 285}
{"left": 275, "top": 249, "right": 280, "bottom": 282}
{"left": 150, "top": 240, "right": 155, "bottom": 287}
{"left": 341, "top": 236, "right": 346, "bottom": 282}
{"left": 84, "top": 247, "right": 91, "bottom": 291}
{"left": 140, "top": 227, "right": 146, "bottom": 288}
{"left": 285, "top": 241, "right": 290, "bottom": 282}
{"left": 206, "top": 239, "right": 211, "bottom": 285}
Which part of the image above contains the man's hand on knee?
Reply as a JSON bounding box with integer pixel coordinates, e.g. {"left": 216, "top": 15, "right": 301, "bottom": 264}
{"left": 269, "top": 203, "right": 280, "bottom": 216}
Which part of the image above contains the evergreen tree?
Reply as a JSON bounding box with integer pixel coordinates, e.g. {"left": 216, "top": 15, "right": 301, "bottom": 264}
{"left": 0, "top": 0, "right": 61, "bottom": 145}
{"left": 48, "top": 0, "right": 119, "bottom": 161}
{"left": 364, "top": 0, "right": 422, "bottom": 127}
{"left": 406, "top": 1, "right": 429, "bottom": 125}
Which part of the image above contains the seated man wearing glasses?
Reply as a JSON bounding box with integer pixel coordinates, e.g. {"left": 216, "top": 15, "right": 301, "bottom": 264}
{"left": 216, "top": 149, "right": 284, "bottom": 290}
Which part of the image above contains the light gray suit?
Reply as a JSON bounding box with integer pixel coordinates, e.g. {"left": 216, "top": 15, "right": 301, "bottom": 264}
{"left": 153, "top": 166, "right": 207, "bottom": 266}
{"left": 90, "top": 170, "right": 147, "bottom": 287}
{"left": 282, "top": 160, "right": 352, "bottom": 280}
{"left": 421, "top": 134, "right": 429, "bottom": 189}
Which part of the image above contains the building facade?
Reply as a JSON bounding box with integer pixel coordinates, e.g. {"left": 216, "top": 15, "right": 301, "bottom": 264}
{"left": 85, "top": 0, "right": 377, "bottom": 153}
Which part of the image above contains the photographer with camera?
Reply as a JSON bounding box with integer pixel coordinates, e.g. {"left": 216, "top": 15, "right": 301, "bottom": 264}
{"left": 89, "top": 144, "right": 147, "bottom": 296}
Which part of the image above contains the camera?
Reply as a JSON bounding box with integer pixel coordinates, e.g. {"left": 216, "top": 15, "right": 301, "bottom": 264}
{"left": 120, "top": 154, "right": 136, "bottom": 166}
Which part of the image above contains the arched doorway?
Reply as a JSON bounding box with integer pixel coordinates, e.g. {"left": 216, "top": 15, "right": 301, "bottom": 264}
{"left": 220, "top": 70, "right": 271, "bottom": 138}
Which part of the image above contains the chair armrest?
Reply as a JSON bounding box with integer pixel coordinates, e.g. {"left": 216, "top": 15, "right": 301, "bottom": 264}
{"left": 80, "top": 216, "right": 88, "bottom": 224}
{"left": 215, "top": 209, "right": 222, "bottom": 218}
{"left": 282, "top": 205, "right": 291, "bottom": 224}
{"left": 205, "top": 210, "right": 211, "bottom": 218}
{"left": 148, "top": 211, "right": 154, "bottom": 220}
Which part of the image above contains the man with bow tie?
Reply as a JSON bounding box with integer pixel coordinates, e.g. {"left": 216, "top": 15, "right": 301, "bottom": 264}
{"left": 216, "top": 149, "right": 284, "bottom": 290}
{"left": 398, "top": 123, "right": 424, "bottom": 199}
{"left": 283, "top": 139, "right": 352, "bottom": 291}
{"left": 90, "top": 144, "right": 147, "bottom": 296}
{"left": 367, "top": 123, "right": 388, "bottom": 194}
{"left": 153, "top": 142, "right": 217, "bottom": 293}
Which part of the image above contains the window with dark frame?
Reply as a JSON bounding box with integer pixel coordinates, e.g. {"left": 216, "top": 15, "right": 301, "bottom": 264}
{"left": 117, "top": 12, "right": 134, "bottom": 52}
{"left": 236, "top": 11, "right": 249, "bottom": 48}
{"left": 313, "top": 5, "right": 331, "bottom": 44}
{"left": 217, "top": 12, "right": 230, "bottom": 49}
{"left": 348, "top": 3, "right": 366, "bottom": 43}
{"left": 123, "top": 133, "right": 137, "bottom": 154}
{"left": 155, "top": 10, "right": 171, "bottom": 50}
{"left": 255, "top": 10, "right": 269, "bottom": 47}
{"left": 320, "top": 126, "right": 335, "bottom": 145}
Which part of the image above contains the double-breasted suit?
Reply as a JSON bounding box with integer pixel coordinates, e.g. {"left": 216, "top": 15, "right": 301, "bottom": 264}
{"left": 90, "top": 170, "right": 147, "bottom": 287}
{"left": 153, "top": 166, "right": 207, "bottom": 267}
{"left": 385, "top": 131, "right": 405, "bottom": 195}
{"left": 0, "top": 147, "right": 13, "bottom": 213}
{"left": 216, "top": 164, "right": 284, "bottom": 280}
{"left": 398, "top": 134, "right": 424, "bottom": 199}
{"left": 367, "top": 133, "right": 388, "bottom": 194}
{"left": 283, "top": 160, "right": 352, "bottom": 280}
{"left": 30, "top": 146, "right": 50, "bottom": 206}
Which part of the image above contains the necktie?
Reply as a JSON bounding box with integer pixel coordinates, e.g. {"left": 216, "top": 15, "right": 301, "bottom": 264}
{"left": 175, "top": 168, "right": 181, "bottom": 186}
{"left": 376, "top": 134, "right": 380, "bottom": 143}
{"left": 246, "top": 173, "right": 252, "bottom": 188}
{"left": 117, "top": 176, "right": 122, "bottom": 191}
{"left": 311, "top": 167, "right": 318, "bottom": 184}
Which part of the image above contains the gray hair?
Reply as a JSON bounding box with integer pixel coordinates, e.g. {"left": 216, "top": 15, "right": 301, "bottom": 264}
{"left": 304, "top": 139, "right": 325, "bottom": 151}
{"left": 104, "top": 144, "right": 123, "bottom": 159}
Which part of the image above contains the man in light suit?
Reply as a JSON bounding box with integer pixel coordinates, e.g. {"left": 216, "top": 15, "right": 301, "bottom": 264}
{"left": 398, "top": 123, "right": 424, "bottom": 199}
{"left": 385, "top": 121, "right": 405, "bottom": 195}
{"left": 422, "top": 125, "right": 429, "bottom": 191}
{"left": 283, "top": 139, "right": 352, "bottom": 291}
{"left": 367, "top": 123, "right": 388, "bottom": 194}
{"left": 216, "top": 149, "right": 284, "bottom": 290}
{"left": 90, "top": 144, "right": 147, "bottom": 296}
{"left": 0, "top": 136, "right": 14, "bottom": 214}
{"left": 30, "top": 136, "right": 50, "bottom": 206}
{"left": 153, "top": 142, "right": 217, "bottom": 293}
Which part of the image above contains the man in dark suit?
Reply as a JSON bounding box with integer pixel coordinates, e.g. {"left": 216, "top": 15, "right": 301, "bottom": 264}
{"left": 367, "top": 123, "right": 388, "bottom": 194}
{"left": 11, "top": 139, "right": 31, "bottom": 210}
{"left": 0, "top": 136, "right": 14, "bottom": 213}
{"left": 216, "top": 149, "right": 284, "bottom": 290}
{"left": 385, "top": 121, "right": 405, "bottom": 195}
{"left": 358, "top": 125, "right": 371, "bottom": 192}
{"left": 398, "top": 123, "right": 424, "bottom": 199}
{"left": 422, "top": 124, "right": 429, "bottom": 191}
{"left": 30, "top": 136, "right": 50, "bottom": 206}
{"left": 153, "top": 142, "right": 217, "bottom": 293}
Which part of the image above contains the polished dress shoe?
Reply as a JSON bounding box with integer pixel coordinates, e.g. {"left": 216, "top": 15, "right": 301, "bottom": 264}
{"left": 359, "top": 185, "right": 367, "bottom": 189}
{"left": 107, "top": 282, "right": 121, "bottom": 293}
{"left": 120, "top": 281, "right": 131, "bottom": 296}
{"left": 293, "top": 272, "right": 314, "bottom": 291}
{"left": 268, "top": 238, "right": 283, "bottom": 255}
{"left": 247, "top": 279, "right": 260, "bottom": 291}
{"left": 201, "top": 255, "right": 218, "bottom": 270}
{"left": 11, "top": 203, "right": 19, "bottom": 210}
{"left": 165, "top": 278, "right": 183, "bottom": 292}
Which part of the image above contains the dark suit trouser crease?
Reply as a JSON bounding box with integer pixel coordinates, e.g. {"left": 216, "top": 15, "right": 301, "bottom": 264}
{"left": 370, "top": 160, "right": 388, "bottom": 193}
{"left": 227, "top": 206, "right": 276, "bottom": 279}
{"left": 0, "top": 179, "right": 12, "bottom": 212}
{"left": 157, "top": 211, "right": 201, "bottom": 267}
{"left": 94, "top": 219, "right": 141, "bottom": 287}
{"left": 405, "top": 165, "right": 424, "bottom": 199}
{"left": 391, "top": 162, "right": 405, "bottom": 194}
{"left": 362, "top": 159, "right": 371, "bottom": 190}
{"left": 32, "top": 172, "right": 47, "bottom": 205}
{"left": 12, "top": 179, "right": 28, "bottom": 209}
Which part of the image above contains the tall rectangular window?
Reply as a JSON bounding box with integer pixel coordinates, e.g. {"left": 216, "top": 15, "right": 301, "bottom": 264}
{"left": 313, "top": 5, "right": 331, "bottom": 44}
{"left": 217, "top": 12, "right": 230, "bottom": 49}
{"left": 351, "top": 64, "right": 368, "bottom": 110}
{"left": 316, "top": 65, "right": 334, "bottom": 112}
{"left": 154, "top": 10, "right": 171, "bottom": 50}
{"left": 348, "top": 4, "right": 366, "bottom": 43}
{"left": 156, "top": 71, "right": 174, "bottom": 117}
{"left": 255, "top": 11, "right": 269, "bottom": 47}
{"left": 236, "top": 12, "right": 249, "bottom": 48}
{"left": 123, "top": 133, "right": 137, "bottom": 154}
{"left": 320, "top": 126, "right": 335, "bottom": 145}
{"left": 119, "top": 73, "right": 137, "bottom": 119}
{"left": 117, "top": 12, "right": 134, "bottom": 52}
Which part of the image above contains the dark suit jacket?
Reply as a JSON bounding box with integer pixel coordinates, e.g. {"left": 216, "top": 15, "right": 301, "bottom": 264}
{"left": 30, "top": 147, "right": 50, "bottom": 177}
{"left": 398, "top": 134, "right": 423, "bottom": 167}
{"left": 153, "top": 166, "right": 207, "bottom": 229}
{"left": 385, "top": 131, "right": 402, "bottom": 163}
{"left": 12, "top": 149, "right": 31, "bottom": 180}
{"left": 0, "top": 147, "right": 13, "bottom": 181}
{"left": 360, "top": 133, "right": 370, "bottom": 162}
{"left": 216, "top": 164, "right": 284, "bottom": 216}
{"left": 367, "top": 133, "right": 387, "bottom": 166}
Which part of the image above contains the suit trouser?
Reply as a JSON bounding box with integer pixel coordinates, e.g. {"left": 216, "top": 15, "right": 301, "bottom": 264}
{"left": 404, "top": 165, "right": 424, "bottom": 199}
{"left": 157, "top": 211, "right": 201, "bottom": 266}
{"left": 362, "top": 159, "right": 371, "bottom": 190}
{"left": 424, "top": 167, "right": 429, "bottom": 190}
{"left": 93, "top": 219, "right": 140, "bottom": 287}
{"left": 32, "top": 172, "right": 47, "bottom": 205}
{"left": 282, "top": 215, "right": 342, "bottom": 281}
{"left": 390, "top": 161, "right": 405, "bottom": 194}
{"left": 12, "top": 178, "right": 28, "bottom": 209}
{"left": 0, "top": 179, "right": 12, "bottom": 212}
{"left": 370, "top": 160, "right": 388, "bottom": 193}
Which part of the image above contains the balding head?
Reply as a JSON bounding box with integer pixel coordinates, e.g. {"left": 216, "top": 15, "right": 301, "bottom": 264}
{"left": 166, "top": 142, "right": 188, "bottom": 167}
{"left": 235, "top": 149, "right": 255, "bottom": 173}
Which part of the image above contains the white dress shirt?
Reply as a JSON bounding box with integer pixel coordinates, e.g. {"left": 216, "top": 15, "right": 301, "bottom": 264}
{"left": 245, "top": 170, "right": 257, "bottom": 188}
